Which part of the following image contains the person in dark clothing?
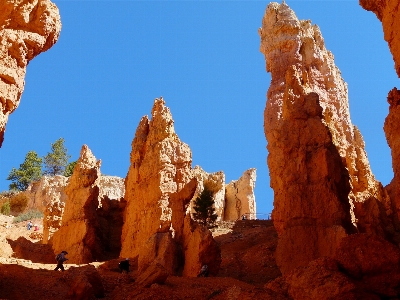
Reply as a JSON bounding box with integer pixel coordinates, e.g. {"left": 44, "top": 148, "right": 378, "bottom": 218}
{"left": 119, "top": 258, "right": 130, "bottom": 273}
{"left": 54, "top": 251, "right": 68, "bottom": 271}
{"left": 197, "top": 264, "right": 209, "bottom": 277}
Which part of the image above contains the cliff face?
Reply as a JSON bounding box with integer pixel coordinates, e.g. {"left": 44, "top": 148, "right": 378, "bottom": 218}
{"left": 225, "top": 168, "right": 256, "bottom": 221}
{"left": 361, "top": 0, "right": 400, "bottom": 229}
{"left": 121, "top": 98, "right": 221, "bottom": 276}
{"left": 360, "top": 0, "right": 400, "bottom": 77}
{"left": 0, "top": 0, "right": 61, "bottom": 147}
{"left": 259, "top": 2, "right": 390, "bottom": 274}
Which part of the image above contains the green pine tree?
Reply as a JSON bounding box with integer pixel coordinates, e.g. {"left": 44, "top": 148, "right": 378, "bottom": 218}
{"left": 192, "top": 187, "right": 218, "bottom": 227}
{"left": 63, "top": 161, "right": 77, "bottom": 177}
{"left": 7, "top": 151, "right": 43, "bottom": 191}
{"left": 43, "top": 138, "right": 71, "bottom": 176}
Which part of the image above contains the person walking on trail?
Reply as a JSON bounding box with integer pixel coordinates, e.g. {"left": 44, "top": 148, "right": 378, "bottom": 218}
{"left": 54, "top": 251, "right": 68, "bottom": 271}
{"left": 27, "top": 220, "right": 33, "bottom": 230}
{"left": 197, "top": 264, "right": 209, "bottom": 277}
{"left": 119, "top": 258, "right": 130, "bottom": 273}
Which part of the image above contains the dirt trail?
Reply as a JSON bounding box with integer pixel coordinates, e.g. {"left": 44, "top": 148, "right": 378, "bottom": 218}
{"left": 0, "top": 217, "right": 282, "bottom": 299}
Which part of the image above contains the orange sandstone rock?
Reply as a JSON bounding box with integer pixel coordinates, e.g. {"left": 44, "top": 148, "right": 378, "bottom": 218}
{"left": 360, "top": 0, "right": 400, "bottom": 77}
{"left": 121, "top": 98, "right": 221, "bottom": 277}
{"left": 0, "top": 0, "right": 61, "bottom": 146}
{"left": 190, "top": 165, "right": 226, "bottom": 221}
{"left": 51, "top": 145, "right": 125, "bottom": 263}
{"left": 259, "top": 2, "right": 389, "bottom": 274}
{"left": 225, "top": 168, "right": 256, "bottom": 221}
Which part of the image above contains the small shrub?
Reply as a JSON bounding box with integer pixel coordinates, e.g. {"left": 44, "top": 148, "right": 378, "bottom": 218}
{"left": 13, "top": 210, "right": 43, "bottom": 223}
{"left": 9, "top": 193, "right": 29, "bottom": 214}
{"left": 1, "top": 201, "right": 11, "bottom": 215}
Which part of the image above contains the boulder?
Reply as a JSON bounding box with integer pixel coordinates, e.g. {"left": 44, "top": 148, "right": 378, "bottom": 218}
{"left": 225, "top": 168, "right": 256, "bottom": 221}
{"left": 136, "top": 262, "right": 169, "bottom": 288}
{"left": 66, "top": 265, "right": 104, "bottom": 299}
{"left": 0, "top": 0, "right": 61, "bottom": 147}
{"left": 259, "top": 2, "right": 391, "bottom": 274}
{"left": 182, "top": 215, "right": 221, "bottom": 277}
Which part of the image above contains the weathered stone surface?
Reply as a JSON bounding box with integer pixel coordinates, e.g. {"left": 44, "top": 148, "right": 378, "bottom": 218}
{"left": 0, "top": 0, "right": 61, "bottom": 147}
{"left": 136, "top": 262, "right": 169, "bottom": 288}
{"left": 42, "top": 197, "right": 65, "bottom": 243}
{"left": 182, "top": 215, "right": 221, "bottom": 277}
{"left": 121, "top": 98, "right": 221, "bottom": 277}
{"left": 360, "top": 0, "right": 400, "bottom": 77}
{"left": 266, "top": 257, "right": 362, "bottom": 300}
{"left": 335, "top": 233, "right": 400, "bottom": 298}
{"left": 259, "top": 2, "right": 390, "bottom": 274}
{"left": 225, "top": 168, "right": 256, "bottom": 221}
{"left": 66, "top": 265, "right": 105, "bottom": 300}
{"left": 50, "top": 145, "right": 125, "bottom": 263}
{"left": 23, "top": 175, "right": 68, "bottom": 212}
{"left": 190, "top": 166, "right": 226, "bottom": 221}
{"left": 97, "top": 176, "right": 125, "bottom": 201}
{"left": 51, "top": 145, "right": 102, "bottom": 263}
{"left": 138, "top": 232, "right": 181, "bottom": 276}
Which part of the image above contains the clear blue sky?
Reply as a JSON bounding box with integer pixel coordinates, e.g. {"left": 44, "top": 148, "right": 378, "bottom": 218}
{"left": 0, "top": 1, "right": 398, "bottom": 216}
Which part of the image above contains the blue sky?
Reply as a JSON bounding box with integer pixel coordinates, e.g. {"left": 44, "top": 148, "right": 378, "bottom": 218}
{"left": 0, "top": 1, "right": 398, "bottom": 217}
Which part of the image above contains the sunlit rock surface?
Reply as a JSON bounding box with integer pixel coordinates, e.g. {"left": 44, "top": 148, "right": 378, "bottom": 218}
{"left": 0, "top": 0, "right": 61, "bottom": 146}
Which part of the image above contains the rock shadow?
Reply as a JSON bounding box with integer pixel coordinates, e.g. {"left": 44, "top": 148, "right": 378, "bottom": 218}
{"left": 6, "top": 237, "right": 55, "bottom": 263}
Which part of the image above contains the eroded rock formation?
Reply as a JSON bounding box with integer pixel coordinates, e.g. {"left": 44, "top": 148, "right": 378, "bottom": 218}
{"left": 360, "top": 0, "right": 400, "bottom": 77}
{"left": 0, "top": 0, "right": 61, "bottom": 147}
{"left": 225, "top": 168, "right": 256, "bottom": 221}
{"left": 259, "top": 2, "right": 391, "bottom": 274}
{"left": 23, "top": 175, "right": 68, "bottom": 212}
{"left": 121, "top": 98, "right": 221, "bottom": 277}
{"left": 190, "top": 166, "right": 226, "bottom": 221}
{"left": 51, "top": 145, "right": 125, "bottom": 263}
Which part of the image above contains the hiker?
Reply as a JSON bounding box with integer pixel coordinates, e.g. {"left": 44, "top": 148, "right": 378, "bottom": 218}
{"left": 242, "top": 214, "right": 247, "bottom": 220}
{"left": 34, "top": 224, "right": 39, "bottom": 231}
{"left": 54, "top": 251, "right": 68, "bottom": 271}
{"left": 119, "top": 258, "right": 130, "bottom": 273}
{"left": 27, "top": 220, "right": 33, "bottom": 230}
{"left": 197, "top": 264, "right": 209, "bottom": 277}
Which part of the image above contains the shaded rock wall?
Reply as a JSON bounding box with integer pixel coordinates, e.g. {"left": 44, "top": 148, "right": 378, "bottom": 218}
{"left": 121, "top": 98, "right": 221, "bottom": 277}
{"left": 0, "top": 0, "right": 61, "bottom": 146}
{"left": 51, "top": 145, "right": 125, "bottom": 263}
{"left": 259, "top": 2, "right": 391, "bottom": 273}
{"left": 225, "top": 168, "right": 256, "bottom": 221}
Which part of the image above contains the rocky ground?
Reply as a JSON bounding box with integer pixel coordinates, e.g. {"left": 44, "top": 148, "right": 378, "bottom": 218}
{"left": 0, "top": 217, "right": 282, "bottom": 300}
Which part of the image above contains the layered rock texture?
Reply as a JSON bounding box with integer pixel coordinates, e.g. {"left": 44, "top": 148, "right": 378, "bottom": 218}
{"left": 121, "top": 98, "right": 221, "bottom": 277}
{"left": 0, "top": 0, "right": 61, "bottom": 147}
{"left": 225, "top": 168, "right": 257, "bottom": 221}
{"left": 51, "top": 145, "right": 125, "bottom": 263}
{"left": 259, "top": 2, "right": 391, "bottom": 274}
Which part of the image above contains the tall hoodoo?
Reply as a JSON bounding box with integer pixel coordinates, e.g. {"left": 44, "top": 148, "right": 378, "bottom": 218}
{"left": 121, "top": 98, "right": 220, "bottom": 276}
{"left": 259, "top": 2, "right": 389, "bottom": 273}
{"left": 0, "top": 0, "right": 61, "bottom": 147}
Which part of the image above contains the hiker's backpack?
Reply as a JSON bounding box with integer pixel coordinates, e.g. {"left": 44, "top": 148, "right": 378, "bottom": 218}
{"left": 55, "top": 253, "right": 61, "bottom": 261}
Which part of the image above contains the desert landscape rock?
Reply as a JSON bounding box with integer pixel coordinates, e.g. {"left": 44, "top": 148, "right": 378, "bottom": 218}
{"left": 190, "top": 165, "right": 226, "bottom": 221}
{"left": 121, "top": 98, "right": 221, "bottom": 277}
{"left": 360, "top": 0, "right": 400, "bottom": 77}
{"left": 225, "top": 168, "right": 257, "bottom": 221}
{"left": 50, "top": 145, "right": 125, "bottom": 263}
{"left": 259, "top": 2, "right": 394, "bottom": 274}
{"left": 0, "top": 0, "right": 61, "bottom": 147}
